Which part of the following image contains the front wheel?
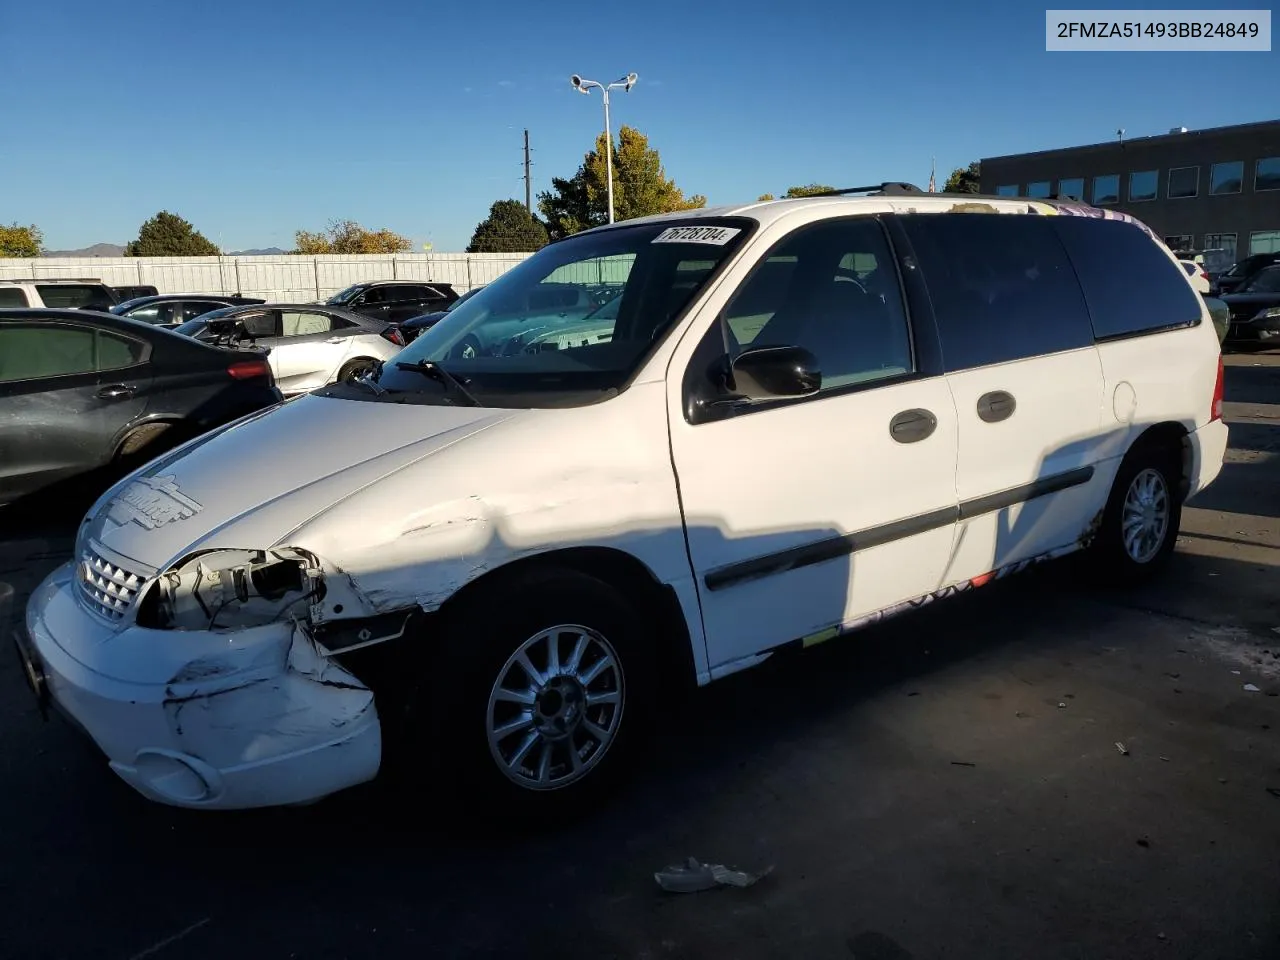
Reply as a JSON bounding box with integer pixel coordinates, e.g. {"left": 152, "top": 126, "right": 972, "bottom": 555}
{"left": 412, "top": 569, "right": 653, "bottom": 815}
{"left": 1092, "top": 442, "right": 1183, "bottom": 583}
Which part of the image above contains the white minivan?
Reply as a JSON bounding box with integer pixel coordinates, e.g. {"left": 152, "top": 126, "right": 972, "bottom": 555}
{"left": 20, "top": 191, "right": 1228, "bottom": 811}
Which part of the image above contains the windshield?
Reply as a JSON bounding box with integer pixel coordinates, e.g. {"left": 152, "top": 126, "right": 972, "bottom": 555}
{"left": 1242, "top": 266, "right": 1280, "bottom": 293}
{"left": 347, "top": 218, "right": 751, "bottom": 408}
{"left": 326, "top": 284, "right": 364, "bottom": 305}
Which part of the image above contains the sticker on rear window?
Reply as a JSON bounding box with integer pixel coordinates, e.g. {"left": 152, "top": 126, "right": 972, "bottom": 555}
{"left": 651, "top": 226, "right": 741, "bottom": 245}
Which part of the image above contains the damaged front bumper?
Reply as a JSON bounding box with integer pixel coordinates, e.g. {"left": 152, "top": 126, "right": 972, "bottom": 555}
{"left": 24, "top": 562, "right": 381, "bottom": 809}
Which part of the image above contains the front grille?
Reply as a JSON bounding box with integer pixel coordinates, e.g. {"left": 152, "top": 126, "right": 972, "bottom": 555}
{"left": 77, "top": 550, "right": 145, "bottom": 622}
{"left": 1229, "top": 305, "right": 1259, "bottom": 324}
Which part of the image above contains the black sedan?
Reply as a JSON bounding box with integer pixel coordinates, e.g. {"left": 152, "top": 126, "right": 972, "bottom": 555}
{"left": 1220, "top": 265, "right": 1280, "bottom": 346}
{"left": 398, "top": 286, "right": 485, "bottom": 342}
{"left": 0, "top": 308, "right": 282, "bottom": 507}
{"left": 1212, "top": 252, "right": 1280, "bottom": 296}
{"left": 111, "top": 294, "right": 265, "bottom": 328}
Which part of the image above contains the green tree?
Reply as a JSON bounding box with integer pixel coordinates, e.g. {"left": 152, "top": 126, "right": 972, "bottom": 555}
{"left": 294, "top": 219, "right": 412, "bottom": 255}
{"left": 466, "top": 200, "right": 550, "bottom": 253}
{"left": 538, "top": 125, "right": 706, "bottom": 240}
{"left": 0, "top": 222, "right": 43, "bottom": 258}
{"left": 943, "top": 162, "right": 981, "bottom": 194}
{"left": 125, "top": 211, "right": 220, "bottom": 256}
{"left": 783, "top": 184, "right": 836, "bottom": 198}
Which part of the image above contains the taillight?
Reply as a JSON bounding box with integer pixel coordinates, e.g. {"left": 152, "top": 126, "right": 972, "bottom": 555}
{"left": 383, "top": 327, "right": 406, "bottom": 346}
{"left": 1210, "top": 355, "right": 1224, "bottom": 422}
{"left": 1198, "top": 266, "right": 1209, "bottom": 280}
{"left": 228, "top": 360, "right": 271, "bottom": 380}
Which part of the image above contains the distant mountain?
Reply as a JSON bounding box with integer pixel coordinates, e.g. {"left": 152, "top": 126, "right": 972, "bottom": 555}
{"left": 44, "top": 243, "right": 127, "bottom": 258}
{"left": 230, "top": 247, "right": 288, "bottom": 256}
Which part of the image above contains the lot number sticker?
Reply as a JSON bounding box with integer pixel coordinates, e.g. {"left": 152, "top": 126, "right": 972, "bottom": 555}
{"left": 652, "top": 225, "right": 741, "bottom": 245}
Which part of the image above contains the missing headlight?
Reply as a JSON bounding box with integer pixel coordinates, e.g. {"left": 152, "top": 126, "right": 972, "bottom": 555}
{"left": 137, "top": 548, "right": 325, "bottom": 631}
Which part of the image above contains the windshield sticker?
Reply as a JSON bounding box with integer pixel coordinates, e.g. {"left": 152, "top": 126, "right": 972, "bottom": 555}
{"left": 652, "top": 226, "right": 741, "bottom": 245}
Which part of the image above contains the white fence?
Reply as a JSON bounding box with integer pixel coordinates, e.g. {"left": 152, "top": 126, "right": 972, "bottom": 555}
{"left": 0, "top": 253, "right": 535, "bottom": 301}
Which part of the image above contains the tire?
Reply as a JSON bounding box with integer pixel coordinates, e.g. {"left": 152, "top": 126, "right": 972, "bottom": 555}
{"left": 408, "top": 568, "right": 654, "bottom": 817}
{"left": 1092, "top": 439, "right": 1183, "bottom": 584}
{"left": 452, "top": 335, "right": 482, "bottom": 361}
{"left": 115, "top": 422, "right": 180, "bottom": 465}
{"left": 337, "top": 357, "right": 379, "bottom": 383}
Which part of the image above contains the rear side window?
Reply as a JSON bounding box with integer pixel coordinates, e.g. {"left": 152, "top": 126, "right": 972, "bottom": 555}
{"left": 0, "top": 288, "right": 29, "bottom": 307}
{"left": 0, "top": 325, "right": 144, "bottom": 381}
{"left": 1051, "top": 218, "right": 1202, "bottom": 340}
{"left": 281, "top": 311, "right": 335, "bottom": 336}
{"left": 900, "top": 214, "right": 1093, "bottom": 371}
{"left": 36, "top": 284, "right": 114, "bottom": 309}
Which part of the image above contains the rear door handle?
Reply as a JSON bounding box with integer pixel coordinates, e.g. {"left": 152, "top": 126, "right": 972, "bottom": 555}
{"left": 976, "top": 390, "right": 1016, "bottom": 423}
{"left": 96, "top": 384, "right": 135, "bottom": 399}
{"left": 889, "top": 408, "right": 938, "bottom": 444}
{"left": 326, "top": 337, "right": 346, "bottom": 343}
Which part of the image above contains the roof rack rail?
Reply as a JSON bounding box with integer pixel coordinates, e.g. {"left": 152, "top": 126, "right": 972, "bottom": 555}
{"left": 0, "top": 277, "right": 106, "bottom": 283}
{"left": 809, "top": 182, "right": 926, "bottom": 197}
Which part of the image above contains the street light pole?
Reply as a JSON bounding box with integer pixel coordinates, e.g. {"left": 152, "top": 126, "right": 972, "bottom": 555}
{"left": 571, "top": 72, "right": 638, "bottom": 225}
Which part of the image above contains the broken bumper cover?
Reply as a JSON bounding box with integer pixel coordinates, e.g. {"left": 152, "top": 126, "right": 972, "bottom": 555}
{"left": 24, "top": 563, "right": 381, "bottom": 810}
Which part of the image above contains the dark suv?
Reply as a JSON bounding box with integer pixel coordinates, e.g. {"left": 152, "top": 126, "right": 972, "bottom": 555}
{"left": 1213, "top": 252, "right": 1280, "bottom": 295}
{"left": 325, "top": 281, "right": 459, "bottom": 324}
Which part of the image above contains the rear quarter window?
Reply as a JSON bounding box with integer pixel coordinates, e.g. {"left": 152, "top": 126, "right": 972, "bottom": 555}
{"left": 36, "top": 284, "right": 114, "bottom": 309}
{"left": 899, "top": 214, "right": 1094, "bottom": 371}
{"left": 1051, "top": 218, "right": 1202, "bottom": 339}
{"left": 0, "top": 288, "right": 29, "bottom": 307}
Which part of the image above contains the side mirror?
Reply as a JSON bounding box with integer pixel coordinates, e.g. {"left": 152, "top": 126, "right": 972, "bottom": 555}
{"left": 1203, "top": 296, "right": 1229, "bottom": 344}
{"left": 730, "top": 344, "right": 821, "bottom": 401}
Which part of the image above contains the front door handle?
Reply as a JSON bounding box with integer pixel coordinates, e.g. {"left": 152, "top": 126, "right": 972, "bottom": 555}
{"left": 889, "top": 408, "right": 938, "bottom": 444}
{"left": 97, "top": 384, "right": 135, "bottom": 400}
{"left": 976, "top": 390, "right": 1016, "bottom": 423}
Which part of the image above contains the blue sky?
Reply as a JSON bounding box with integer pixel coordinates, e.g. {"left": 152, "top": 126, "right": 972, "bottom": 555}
{"left": 2, "top": 0, "right": 1276, "bottom": 251}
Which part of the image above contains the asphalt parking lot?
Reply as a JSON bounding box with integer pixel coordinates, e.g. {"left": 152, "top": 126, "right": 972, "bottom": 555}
{"left": 1, "top": 351, "right": 1278, "bottom": 960}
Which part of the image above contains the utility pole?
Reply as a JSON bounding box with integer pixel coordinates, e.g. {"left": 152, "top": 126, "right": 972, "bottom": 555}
{"left": 523, "top": 129, "right": 532, "bottom": 213}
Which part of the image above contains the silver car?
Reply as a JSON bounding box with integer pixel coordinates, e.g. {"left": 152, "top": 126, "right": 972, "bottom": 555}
{"left": 174, "top": 304, "right": 406, "bottom": 396}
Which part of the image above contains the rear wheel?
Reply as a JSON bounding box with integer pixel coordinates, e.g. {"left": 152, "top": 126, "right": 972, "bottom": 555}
{"left": 115, "top": 422, "right": 184, "bottom": 466}
{"left": 337, "top": 357, "right": 379, "bottom": 383}
{"left": 1092, "top": 440, "right": 1183, "bottom": 583}
{"left": 408, "top": 569, "right": 653, "bottom": 816}
{"left": 452, "top": 335, "right": 482, "bottom": 360}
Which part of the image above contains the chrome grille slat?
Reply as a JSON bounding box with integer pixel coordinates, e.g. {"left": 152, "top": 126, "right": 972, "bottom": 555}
{"left": 77, "top": 549, "right": 145, "bottom": 622}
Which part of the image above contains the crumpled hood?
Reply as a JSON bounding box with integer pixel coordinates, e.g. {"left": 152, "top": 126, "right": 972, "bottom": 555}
{"left": 83, "top": 394, "right": 511, "bottom": 571}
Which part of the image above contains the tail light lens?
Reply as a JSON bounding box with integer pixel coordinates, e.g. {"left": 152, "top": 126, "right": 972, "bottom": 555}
{"left": 228, "top": 360, "right": 272, "bottom": 381}
{"left": 1210, "top": 355, "right": 1224, "bottom": 422}
{"left": 383, "top": 327, "right": 406, "bottom": 347}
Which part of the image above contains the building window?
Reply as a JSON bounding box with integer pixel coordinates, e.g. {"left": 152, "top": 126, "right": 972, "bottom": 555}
{"left": 1129, "top": 170, "right": 1158, "bottom": 202}
{"left": 996, "top": 185, "right": 1019, "bottom": 197}
{"left": 1058, "top": 177, "right": 1084, "bottom": 200}
{"left": 1210, "top": 161, "right": 1244, "bottom": 195}
{"left": 1092, "top": 174, "right": 1120, "bottom": 205}
{"left": 1168, "top": 166, "right": 1198, "bottom": 198}
{"left": 1164, "top": 235, "right": 1195, "bottom": 255}
{"left": 1251, "top": 230, "right": 1280, "bottom": 255}
{"left": 1256, "top": 157, "right": 1280, "bottom": 192}
{"left": 1026, "top": 181, "right": 1051, "bottom": 198}
{"left": 1203, "top": 232, "right": 1238, "bottom": 262}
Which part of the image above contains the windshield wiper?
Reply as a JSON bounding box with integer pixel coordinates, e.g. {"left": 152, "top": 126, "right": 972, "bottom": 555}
{"left": 394, "top": 359, "right": 481, "bottom": 406}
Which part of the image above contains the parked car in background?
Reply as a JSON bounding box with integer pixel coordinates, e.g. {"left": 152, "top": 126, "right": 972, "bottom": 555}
{"left": 111, "top": 294, "right": 266, "bottom": 328}
{"left": 1220, "top": 264, "right": 1280, "bottom": 346}
{"left": 1212, "top": 252, "right": 1280, "bottom": 296}
{"left": 418, "top": 281, "right": 604, "bottom": 358}
{"left": 111, "top": 285, "right": 160, "bottom": 302}
{"left": 325, "top": 280, "right": 459, "bottom": 324}
{"left": 0, "top": 308, "right": 281, "bottom": 507}
{"left": 1179, "top": 260, "right": 1210, "bottom": 295}
{"left": 0, "top": 278, "right": 119, "bottom": 310}
{"left": 18, "top": 194, "right": 1226, "bottom": 813}
{"left": 173, "top": 303, "right": 405, "bottom": 395}
{"left": 398, "top": 286, "right": 485, "bottom": 342}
